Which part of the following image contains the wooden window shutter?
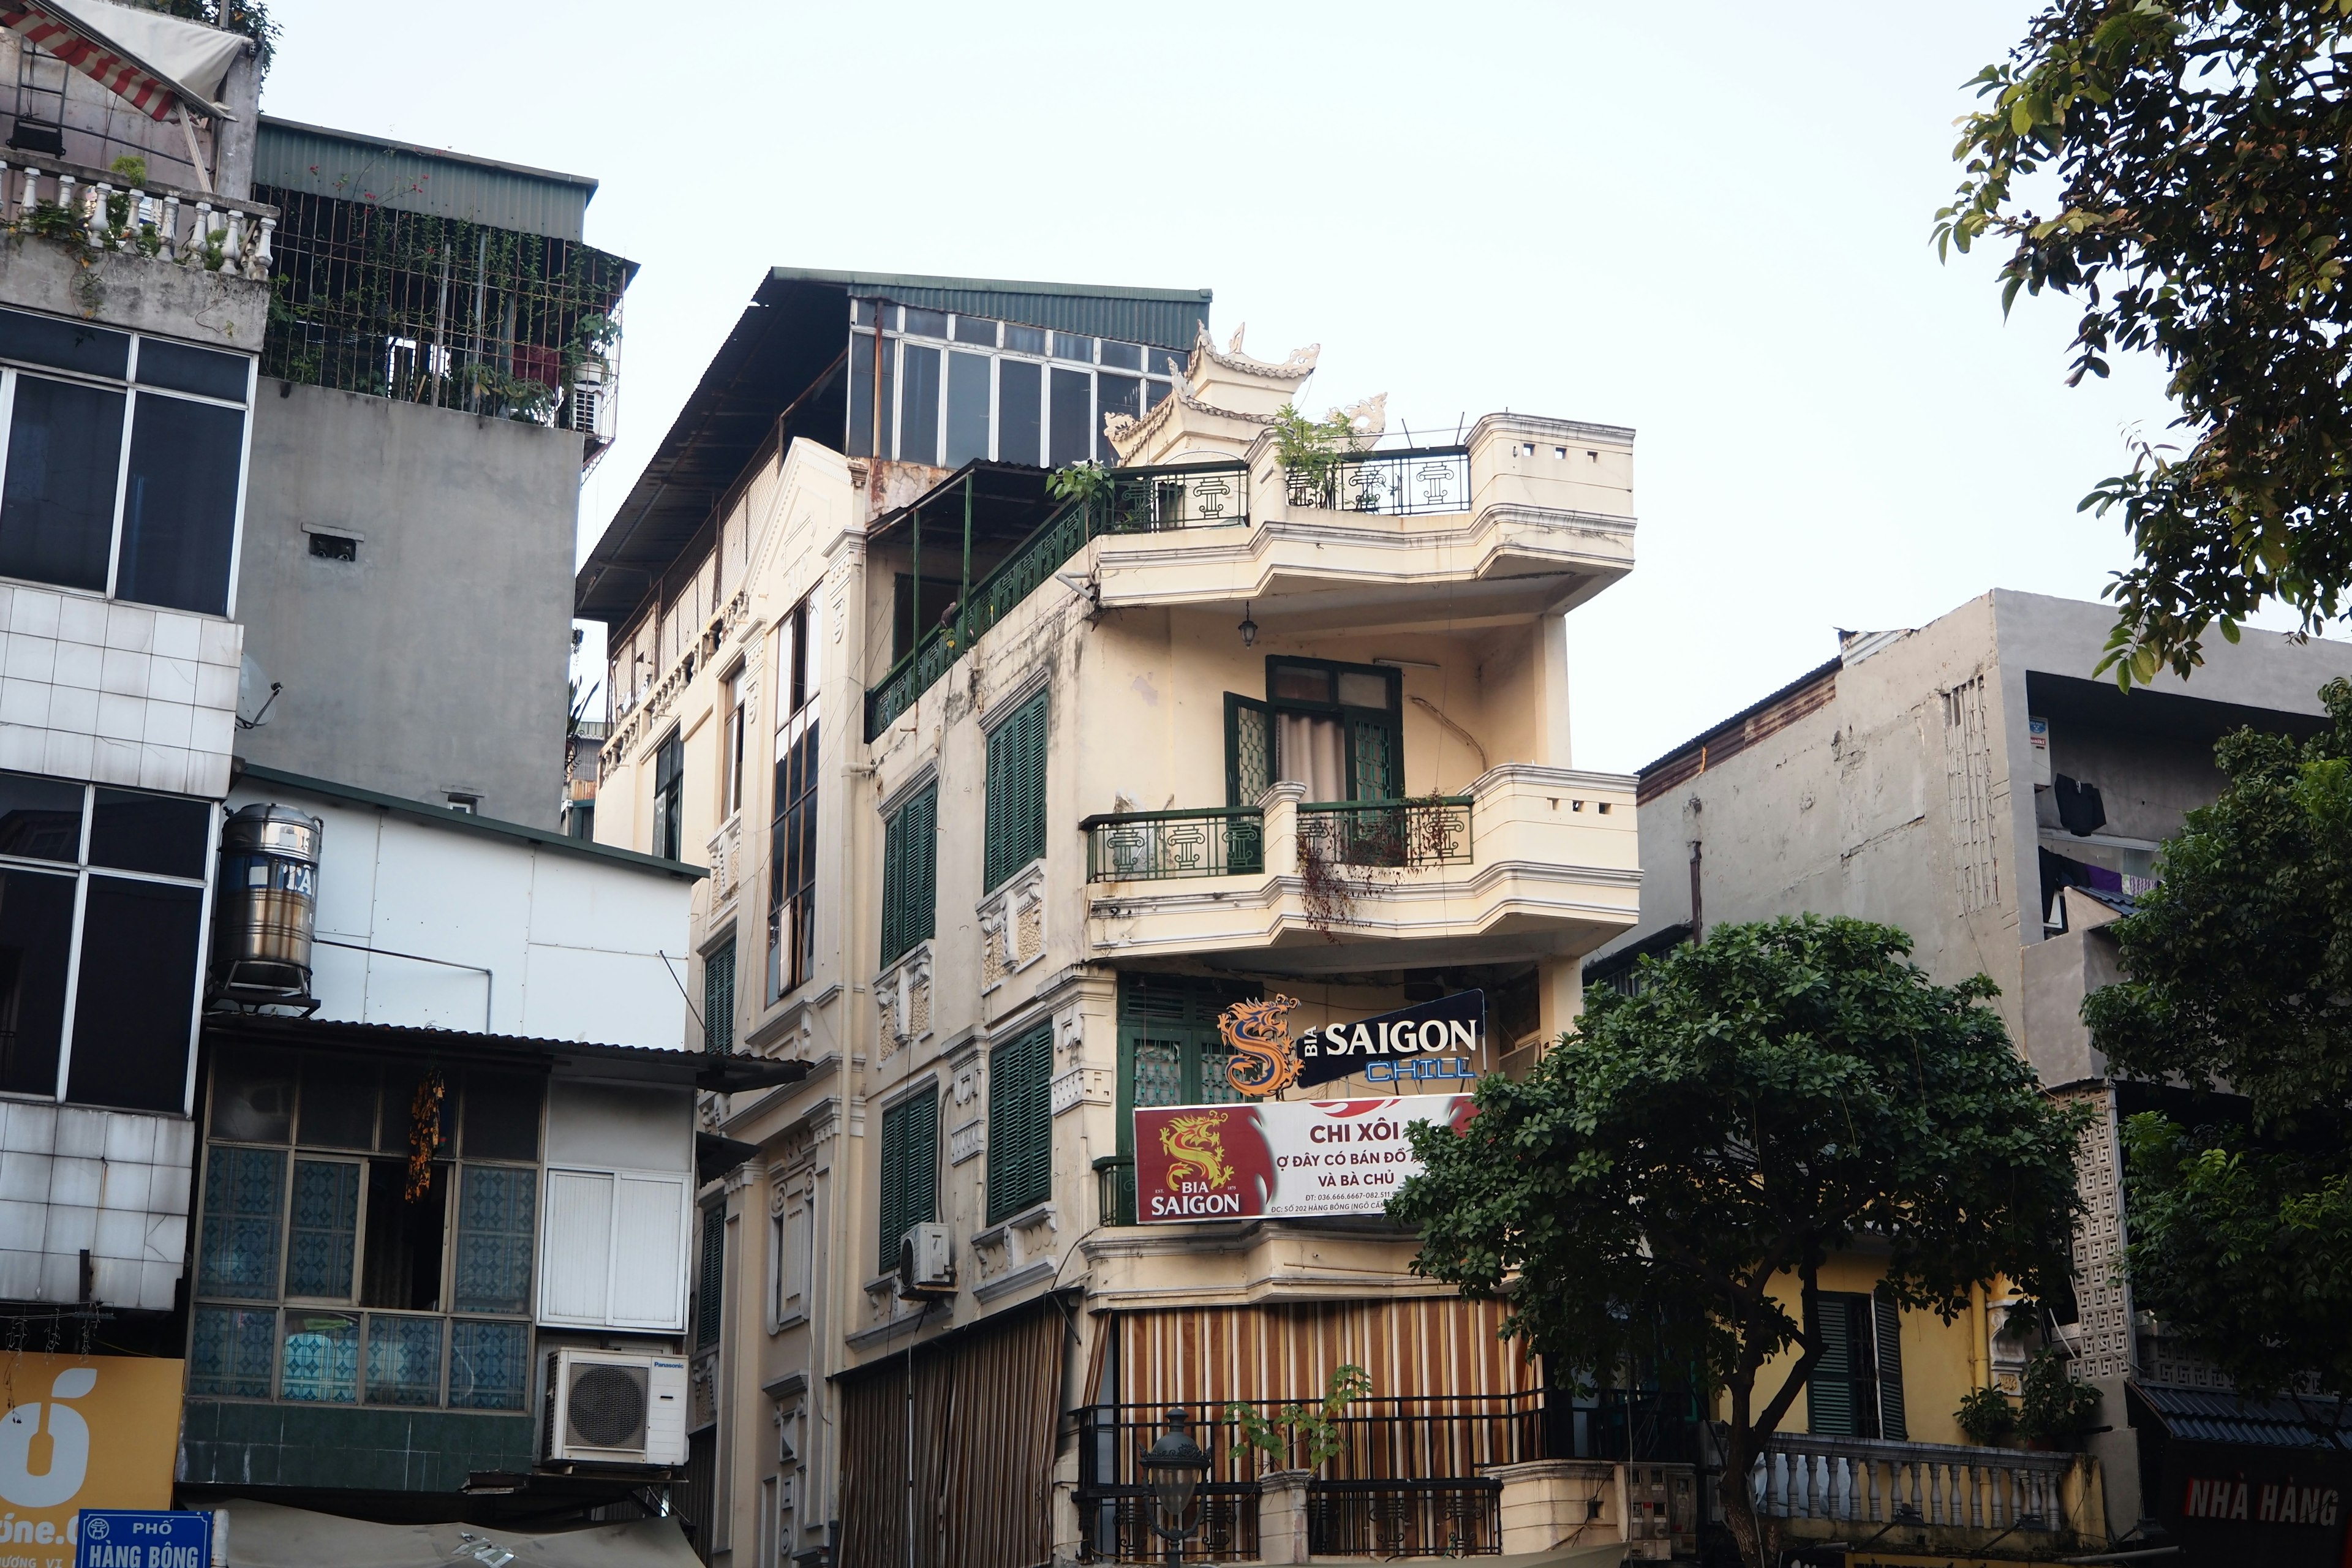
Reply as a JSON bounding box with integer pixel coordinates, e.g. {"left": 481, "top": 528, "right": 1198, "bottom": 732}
{"left": 878, "top": 1086, "right": 939, "bottom": 1268}
{"left": 1874, "top": 1291, "right": 1907, "bottom": 1441}
{"left": 880, "top": 799, "right": 907, "bottom": 966}
{"left": 694, "top": 1206, "right": 725, "bottom": 1348}
{"left": 986, "top": 690, "right": 1049, "bottom": 890}
{"left": 908, "top": 786, "right": 938, "bottom": 951}
{"left": 877, "top": 1099, "right": 905, "bottom": 1268}
{"left": 988, "top": 1023, "right": 1054, "bottom": 1223}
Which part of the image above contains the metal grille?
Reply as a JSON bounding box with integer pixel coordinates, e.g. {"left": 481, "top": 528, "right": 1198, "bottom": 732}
{"left": 1306, "top": 1480, "right": 1502, "bottom": 1557}
{"left": 1084, "top": 808, "right": 1264, "bottom": 882}
{"left": 1286, "top": 446, "right": 1471, "bottom": 516}
{"left": 1297, "top": 797, "right": 1473, "bottom": 869}
{"left": 567, "top": 1363, "right": 649, "bottom": 1449}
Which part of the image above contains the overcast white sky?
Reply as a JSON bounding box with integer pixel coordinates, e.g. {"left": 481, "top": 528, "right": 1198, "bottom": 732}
{"left": 258, "top": 1, "right": 2223, "bottom": 774}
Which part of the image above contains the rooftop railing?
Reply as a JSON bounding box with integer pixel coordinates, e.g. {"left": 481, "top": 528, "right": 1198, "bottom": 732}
{"left": 1285, "top": 445, "right": 1471, "bottom": 517}
{"left": 0, "top": 151, "right": 276, "bottom": 276}
{"left": 864, "top": 460, "right": 1248, "bottom": 739}
{"left": 1755, "top": 1433, "right": 2073, "bottom": 1536}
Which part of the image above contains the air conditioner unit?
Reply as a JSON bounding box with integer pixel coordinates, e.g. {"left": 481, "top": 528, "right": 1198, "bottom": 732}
{"left": 567, "top": 379, "right": 615, "bottom": 443}
{"left": 543, "top": 1348, "right": 688, "bottom": 1466}
{"left": 897, "top": 1222, "right": 955, "bottom": 1299}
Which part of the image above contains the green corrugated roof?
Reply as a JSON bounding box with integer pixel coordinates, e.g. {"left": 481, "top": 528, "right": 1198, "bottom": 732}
{"left": 254, "top": 116, "right": 597, "bottom": 242}
{"left": 769, "top": 265, "right": 1211, "bottom": 350}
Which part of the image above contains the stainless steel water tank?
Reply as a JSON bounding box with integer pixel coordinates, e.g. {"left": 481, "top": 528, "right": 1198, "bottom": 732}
{"left": 211, "top": 803, "right": 322, "bottom": 1006}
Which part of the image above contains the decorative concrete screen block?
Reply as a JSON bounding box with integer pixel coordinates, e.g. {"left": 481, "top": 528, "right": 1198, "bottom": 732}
{"left": 0, "top": 585, "right": 242, "bottom": 796}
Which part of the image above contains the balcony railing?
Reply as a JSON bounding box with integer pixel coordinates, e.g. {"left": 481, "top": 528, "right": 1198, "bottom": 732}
{"left": 1306, "top": 1479, "right": 1501, "bottom": 1558}
{"left": 1298, "top": 796, "right": 1472, "bottom": 869}
{"left": 1755, "top": 1433, "right": 2073, "bottom": 1534}
{"left": 1082, "top": 807, "right": 1264, "bottom": 882}
{"left": 1284, "top": 445, "right": 1471, "bottom": 517}
{"left": 865, "top": 460, "right": 1250, "bottom": 739}
{"left": 0, "top": 151, "right": 275, "bottom": 276}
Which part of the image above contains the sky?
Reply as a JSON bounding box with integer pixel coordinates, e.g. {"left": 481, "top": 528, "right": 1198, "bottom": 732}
{"left": 254, "top": 1, "right": 2218, "bottom": 775}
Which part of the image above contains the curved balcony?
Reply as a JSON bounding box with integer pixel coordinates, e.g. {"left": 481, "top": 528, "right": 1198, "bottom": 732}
{"left": 1082, "top": 766, "right": 1638, "bottom": 974}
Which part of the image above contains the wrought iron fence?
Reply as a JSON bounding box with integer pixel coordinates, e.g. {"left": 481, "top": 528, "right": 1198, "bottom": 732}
{"left": 1307, "top": 1479, "right": 1503, "bottom": 1557}
{"left": 865, "top": 462, "right": 1251, "bottom": 738}
{"left": 1077, "top": 1396, "right": 1547, "bottom": 1563}
{"left": 1093, "top": 1155, "right": 1136, "bottom": 1227}
{"left": 1285, "top": 445, "right": 1472, "bottom": 517}
{"left": 1082, "top": 807, "right": 1264, "bottom": 882}
{"left": 1084, "top": 1485, "right": 1260, "bottom": 1564}
{"left": 1297, "top": 797, "right": 1472, "bottom": 870}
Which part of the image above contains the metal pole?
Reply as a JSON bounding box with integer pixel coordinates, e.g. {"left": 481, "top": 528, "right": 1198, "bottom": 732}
{"left": 960, "top": 472, "right": 973, "bottom": 630}
{"left": 910, "top": 503, "right": 921, "bottom": 655}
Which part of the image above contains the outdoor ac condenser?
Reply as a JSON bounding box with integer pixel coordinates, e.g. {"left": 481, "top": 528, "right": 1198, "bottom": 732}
{"left": 542, "top": 1348, "right": 689, "bottom": 1466}
{"left": 897, "top": 1222, "right": 955, "bottom": 1298}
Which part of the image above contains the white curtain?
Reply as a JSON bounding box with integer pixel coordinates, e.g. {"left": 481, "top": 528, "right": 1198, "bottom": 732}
{"left": 1276, "top": 712, "right": 1346, "bottom": 802}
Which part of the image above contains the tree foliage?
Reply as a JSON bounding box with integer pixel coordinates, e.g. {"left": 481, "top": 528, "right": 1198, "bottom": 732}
{"left": 1392, "top": 918, "right": 2086, "bottom": 1568}
{"left": 2083, "top": 677, "right": 2352, "bottom": 1398}
{"left": 1940, "top": 2, "right": 2352, "bottom": 686}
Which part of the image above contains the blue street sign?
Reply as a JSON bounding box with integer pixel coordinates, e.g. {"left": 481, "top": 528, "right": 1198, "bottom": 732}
{"left": 74, "top": 1510, "right": 210, "bottom": 1568}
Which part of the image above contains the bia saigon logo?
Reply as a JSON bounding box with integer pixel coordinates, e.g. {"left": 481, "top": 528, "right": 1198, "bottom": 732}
{"left": 0, "top": 1367, "right": 96, "bottom": 1508}
{"left": 1216, "top": 995, "right": 1302, "bottom": 1096}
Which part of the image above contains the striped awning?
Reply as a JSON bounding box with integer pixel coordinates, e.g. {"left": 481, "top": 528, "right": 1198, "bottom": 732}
{"left": 0, "top": 0, "right": 241, "bottom": 122}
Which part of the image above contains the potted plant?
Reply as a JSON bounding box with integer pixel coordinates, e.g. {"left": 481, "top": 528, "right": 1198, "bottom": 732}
{"left": 2015, "top": 1351, "right": 2101, "bottom": 1449}
{"left": 1956, "top": 1384, "right": 2019, "bottom": 1447}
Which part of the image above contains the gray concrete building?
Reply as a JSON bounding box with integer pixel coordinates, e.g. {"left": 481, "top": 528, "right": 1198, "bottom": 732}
{"left": 1588, "top": 587, "right": 2352, "bottom": 1544}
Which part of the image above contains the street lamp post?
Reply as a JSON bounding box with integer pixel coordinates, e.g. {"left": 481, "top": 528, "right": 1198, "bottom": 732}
{"left": 1137, "top": 1405, "right": 1213, "bottom": 1568}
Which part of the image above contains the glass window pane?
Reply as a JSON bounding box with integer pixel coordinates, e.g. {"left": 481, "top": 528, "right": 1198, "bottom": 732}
{"left": 211, "top": 1048, "right": 296, "bottom": 1142}
{"left": 944, "top": 350, "right": 990, "bottom": 468}
{"left": 67, "top": 875, "right": 200, "bottom": 1111}
{"left": 453, "top": 1164, "right": 537, "bottom": 1314}
{"left": 189, "top": 1305, "right": 276, "bottom": 1396}
{"left": 0, "top": 309, "right": 128, "bottom": 377}
{"left": 285, "top": 1159, "right": 360, "bottom": 1298}
{"left": 197, "top": 1145, "right": 285, "bottom": 1298}
{"left": 1097, "top": 374, "right": 1140, "bottom": 462}
{"left": 116, "top": 392, "right": 243, "bottom": 616}
{"left": 297, "top": 1056, "right": 377, "bottom": 1149}
{"left": 1133, "top": 1039, "right": 1182, "bottom": 1108}
{"left": 898, "top": 344, "right": 940, "bottom": 465}
{"left": 461, "top": 1072, "right": 541, "bottom": 1160}
{"left": 0, "top": 375, "right": 125, "bottom": 594}
{"left": 448, "top": 1319, "right": 529, "bottom": 1410}
{"left": 1336, "top": 671, "right": 1392, "bottom": 710}
{"left": 280, "top": 1310, "right": 359, "bottom": 1401}
{"left": 1049, "top": 368, "right": 1091, "bottom": 469}
{"left": 998, "top": 360, "right": 1041, "bottom": 468}
{"left": 1100, "top": 341, "right": 1142, "bottom": 371}
{"left": 366, "top": 1314, "right": 443, "bottom": 1406}
{"left": 1004, "top": 324, "right": 1044, "bottom": 355}
{"left": 951, "top": 315, "right": 996, "bottom": 346}
{"left": 847, "top": 331, "right": 878, "bottom": 458}
{"left": 136, "top": 340, "right": 249, "bottom": 402}
{"left": 0, "top": 770, "right": 82, "bottom": 861}
{"left": 1051, "top": 333, "right": 1093, "bottom": 363}
{"left": 1199, "top": 1044, "right": 1243, "bottom": 1104}
{"left": 1144, "top": 379, "right": 1170, "bottom": 413}
{"left": 851, "top": 298, "right": 875, "bottom": 327}
{"left": 902, "top": 307, "right": 946, "bottom": 338}
{"left": 89, "top": 788, "right": 208, "bottom": 878}
{"left": 0, "top": 865, "right": 74, "bottom": 1097}
{"left": 1271, "top": 665, "right": 1332, "bottom": 703}
{"left": 1149, "top": 347, "right": 1186, "bottom": 378}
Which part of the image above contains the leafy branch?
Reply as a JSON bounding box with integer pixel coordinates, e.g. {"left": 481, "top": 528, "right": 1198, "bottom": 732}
{"left": 1224, "top": 1363, "right": 1373, "bottom": 1471}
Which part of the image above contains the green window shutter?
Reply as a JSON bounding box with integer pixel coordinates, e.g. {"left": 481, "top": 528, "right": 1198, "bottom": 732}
{"left": 880, "top": 801, "right": 905, "bottom": 967}
{"left": 1225, "top": 693, "right": 1272, "bottom": 808}
{"left": 880, "top": 1087, "right": 939, "bottom": 1268}
{"left": 1806, "top": 1293, "right": 1858, "bottom": 1436}
{"left": 694, "top": 1207, "right": 725, "bottom": 1349}
{"left": 988, "top": 1023, "right": 1054, "bottom": 1223}
{"left": 1874, "top": 1292, "right": 1907, "bottom": 1441}
{"left": 703, "top": 941, "right": 736, "bottom": 1055}
{"left": 878, "top": 1100, "right": 906, "bottom": 1267}
{"left": 908, "top": 786, "right": 937, "bottom": 949}
{"left": 986, "top": 690, "right": 1049, "bottom": 890}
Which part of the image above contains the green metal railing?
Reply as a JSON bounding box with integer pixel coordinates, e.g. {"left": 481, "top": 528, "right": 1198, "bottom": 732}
{"left": 1298, "top": 796, "right": 1474, "bottom": 869}
{"left": 864, "top": 461, "right": 1248, "bottom": 740}
{"left": 1080, "top": 807, "right": 1264, "bottom": 883}
{"left": 1094, "top": 1155, "right": 1136, "bottom": 1227}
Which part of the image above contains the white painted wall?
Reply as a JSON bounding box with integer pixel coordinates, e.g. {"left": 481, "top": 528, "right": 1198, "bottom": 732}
{"left": 224, "top": 780, "right": 695, "bottom": 1047}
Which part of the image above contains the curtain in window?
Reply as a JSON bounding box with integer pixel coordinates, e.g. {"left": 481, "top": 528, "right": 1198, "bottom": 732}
{"left": 1276, "top": 713, "right": 1346, "bottom": 802}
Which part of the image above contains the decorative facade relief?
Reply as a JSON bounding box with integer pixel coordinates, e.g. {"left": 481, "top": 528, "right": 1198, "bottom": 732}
{"left": 978, "top": 863, "right": 1048, "bottom": 992}
{"left": 949, "top": 1118, "right": 984, "bottom": 1166}
{"left": 874, "top": 946, "right": 933, "bottom": 1057}
{"left": 707, "top": 815, "right": 743, "bottom": 905}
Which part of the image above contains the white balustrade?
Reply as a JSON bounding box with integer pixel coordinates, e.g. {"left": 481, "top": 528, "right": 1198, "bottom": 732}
{"left": 1753, "top": 1434, "right": 2071, "bottom": 1534}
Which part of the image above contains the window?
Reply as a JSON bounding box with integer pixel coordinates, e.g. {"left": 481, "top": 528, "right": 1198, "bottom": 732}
{"left": 772, "top": 1183, "right": 811, "bottom": 1327}
{"left": 190, "top": 1055, "right": 542, "bottom": 1410}
{"left": 695, "top": 1205, "right": 726, "bottom": 1349}
{"left": 652, "top": 730, "right": 684, "bottom": 862}
{"left": 987, "top": 1023, "right": 1052, "bottom": 1223}
{"left": 1240, "top": 657, "right": 1403, "bottom": 805}
{"left": 723, "top": 665, "right": 747, "bottom": 819}
{"left": 876, "top": 1086, "right": 937, "bottom": 1270}
{"left": 1115, "top": 974, "right": 1258, "bottom": 1163}
{"left": 445, "top": 794, "right": 478, "bottom": 815}
{"left": 0, "top": 311, "right": 251, "bottom": 614}
{"left": 767, "top": 597, "right": 821, "bottom": 998}
{"left": 1804, "top": 1291, "right": 1906, "bottom": 1439}
{"left": 704, "top": 938, "right": 736, "bottom": 1055}
{"left": 984, "top": 688, "right": 1047, "bottom": 891}
{"left": 879, "top": 784, "right": 936, "bottom": 967}
{"left": 0, "top": 772, "right": 209, "bottom": 1108}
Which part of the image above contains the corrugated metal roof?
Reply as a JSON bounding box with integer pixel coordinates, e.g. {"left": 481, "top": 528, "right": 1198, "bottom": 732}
{"left": 205, "top": 1014, "right": 812, "bottom": 1093}
{"left": 253, "top": 116, "right": 597, "bottom": 242}
{"left": 768, "top": 265, "right": 1210, "bottom": 350}
{"left": 2135, "top": 1382, "right": 2352, "bottom": 1449}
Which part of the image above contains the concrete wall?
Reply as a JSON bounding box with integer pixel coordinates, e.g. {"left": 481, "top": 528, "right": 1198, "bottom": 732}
{"left": 236, "top": 382, "right": 582, "bottom": 826}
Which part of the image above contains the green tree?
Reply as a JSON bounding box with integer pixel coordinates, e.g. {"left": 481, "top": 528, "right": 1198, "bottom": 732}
{"left": 1391, "top": 918, "right": 2087, "bottom": 1568}
{"left": 2082, "top": 677, "right": 2352, "bottom": 1406}
{"left": 1939, "top": 2, "right": 2352, "bottom": 687}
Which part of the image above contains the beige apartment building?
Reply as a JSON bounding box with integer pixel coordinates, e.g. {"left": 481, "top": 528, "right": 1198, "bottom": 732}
{"left": 578, "top": 269, "right": 1649, "bottom": 1567}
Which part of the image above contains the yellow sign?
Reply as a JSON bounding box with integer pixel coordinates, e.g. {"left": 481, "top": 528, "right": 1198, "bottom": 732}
{"left": 0, "top": 1355, "right": 183, "bottom": 1566}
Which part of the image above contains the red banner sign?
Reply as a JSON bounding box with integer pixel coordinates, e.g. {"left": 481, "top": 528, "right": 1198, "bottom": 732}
{"left": 1132, "top": 1095, "right": 1474, "bottom": 1222}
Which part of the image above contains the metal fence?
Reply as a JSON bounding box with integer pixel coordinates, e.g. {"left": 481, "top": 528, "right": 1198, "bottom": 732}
{"left": 1082, "top": 807, "right": 1264, "bottom": 882}
{"left": 1306, "top": 1479, "right": 1502, "bottom": 1557}
{"left": 1285, "top": 446, "right": 1472, "bottom": 517}
{"left": 1297, "top": 797, "right": 1473, "bottom": 870}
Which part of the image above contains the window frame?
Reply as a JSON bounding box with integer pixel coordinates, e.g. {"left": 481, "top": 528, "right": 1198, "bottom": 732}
{"left": 651, "top": 727, "right": 685, "bottom": 862}
{"left": 0, "top": 772, "right": 216, "bottom": 1112}
{"left": 1261, "top": 655, "right": 1403, "bottom": 804}
{"left": 722, "top": 662, "right": 747, "bottom": 820}
{"left": 767, "top": 595, "right": 821, "bottom": 1001}
{"left": 0, "top": 315, "right": 257, "bottom": 618}
{"left": 703, "top": 930, "right": 737, "bottom": 1056}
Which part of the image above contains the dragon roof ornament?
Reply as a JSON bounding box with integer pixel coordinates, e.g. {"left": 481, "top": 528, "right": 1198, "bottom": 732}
{"left": 1191, "top": 322, "right": 1321, "bottom": 382}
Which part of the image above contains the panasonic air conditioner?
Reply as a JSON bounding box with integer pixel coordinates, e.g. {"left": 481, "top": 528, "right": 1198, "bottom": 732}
{"left": 543, "top": 1348, "right": 688, "bottom": 1466}
{"left": 897, "top": 1222, "right": 955, "bottom": 1298}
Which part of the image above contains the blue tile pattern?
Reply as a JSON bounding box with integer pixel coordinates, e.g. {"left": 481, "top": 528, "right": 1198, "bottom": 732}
{"left": 189, "top": 1305, "right": 276, "bottom": 1396}
{"left": 198, "top": 1146, "right": 285, "bottom": 1298}
{"left": 280, "top": 1311, "right": 359, "bottom": 1402}
{"left": 365, "top": 1314, "right": 443, "bottom": 1406}
{"left": 447, "top": 1319, "right": 528, "bottom": 1411}
{"left": 285, "top": 1159, "right": 360, "bottom": 1298}
{"left": 452, "top": 1166, "right": 535, "bottom": 1314}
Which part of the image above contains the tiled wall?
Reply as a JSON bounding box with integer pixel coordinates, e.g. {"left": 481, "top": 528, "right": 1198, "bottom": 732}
{"left": 0, "top": 582, "right": 241, "bottom": 797}
{"left": 0, "top": 1100, "right": 194, "bottom": 1311}
{"left": 178, "top": 1403, "right": 536, "bottom": 1490}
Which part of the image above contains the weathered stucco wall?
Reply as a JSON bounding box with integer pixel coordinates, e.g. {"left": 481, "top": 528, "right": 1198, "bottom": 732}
{"left": 236, "top": 380, "right": 582, "bottom": 824}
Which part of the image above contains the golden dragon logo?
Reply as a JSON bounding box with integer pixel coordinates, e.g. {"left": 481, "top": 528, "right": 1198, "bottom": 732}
{"left": 1158, "top": 1111, "right": 1236, "bottom": 1192}
{"left": 1219, "top": 993, "right": 1302, "bottom": 1096}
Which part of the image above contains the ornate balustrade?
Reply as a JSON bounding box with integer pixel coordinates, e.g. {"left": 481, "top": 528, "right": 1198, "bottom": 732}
{"left": 1754, "top": 1433, "right": 2073, "bottom": 1535}
{"left": 1284, "top": 445, "right": 1471, "bottom": 517}
{"left": 1080, "top": 807, "right": 1264, "bottom": 883}
{"left": 1298, "top": 796, "right": 1472, "bottom": 870}
{"left": 0, "top": 151, "right": 275, "bottom": 276}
